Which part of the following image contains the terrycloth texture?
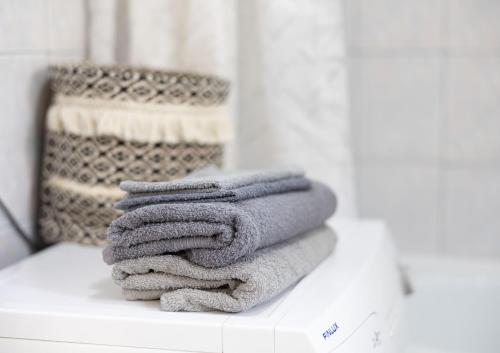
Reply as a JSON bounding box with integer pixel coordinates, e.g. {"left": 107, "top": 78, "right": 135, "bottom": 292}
{"left": 115, "top": 168, "right": 309, "bottom": 210}
{"left": 112, "top": 225, "right": 336, "bottom": 312}
{"left": 104, "top": 180, "right": 336, "bottom": 267}
{"left": 120, "top": 167, "right": 303, "bottom": 192}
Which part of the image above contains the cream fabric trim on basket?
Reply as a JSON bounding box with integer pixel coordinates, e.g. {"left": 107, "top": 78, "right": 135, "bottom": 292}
{"left": 46, "top": 175, "right": 126, "bottom": 199}
{"left": 46, "top": 95, "right": 233, "bottom": 144}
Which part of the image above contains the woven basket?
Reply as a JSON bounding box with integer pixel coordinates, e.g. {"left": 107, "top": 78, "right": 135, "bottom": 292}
{"left": 38, "top": 63, "right": 231, "bottom": 245}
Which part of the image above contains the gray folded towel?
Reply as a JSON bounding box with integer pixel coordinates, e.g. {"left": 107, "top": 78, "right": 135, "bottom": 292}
{"left": 112, "top": 225, "right": 336, "bottom": 312}
{"left": 115, "top": 168, "right": 309, "bottom": 210}
{"left": 103, "top": 180, "right": 336, "bottom": 267}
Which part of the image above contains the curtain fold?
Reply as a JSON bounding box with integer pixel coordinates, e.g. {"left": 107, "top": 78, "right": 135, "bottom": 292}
{"left": 85, "top": 0, "right": 356, "bottom": 216}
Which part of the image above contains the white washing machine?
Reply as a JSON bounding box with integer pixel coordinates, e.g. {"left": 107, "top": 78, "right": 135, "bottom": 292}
{"left": 0, "top": 220, "right": 405, "bottom": 353}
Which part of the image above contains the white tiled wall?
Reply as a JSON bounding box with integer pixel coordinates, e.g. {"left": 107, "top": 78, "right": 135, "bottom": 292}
{"left": 346, "top": 0, "right": 500, "bottom": 257}
{"left": 0, "top": 0, "right": 85, "bottom": 268}
{"left": 1, "top": 0, "right": 498, "bottom": 268}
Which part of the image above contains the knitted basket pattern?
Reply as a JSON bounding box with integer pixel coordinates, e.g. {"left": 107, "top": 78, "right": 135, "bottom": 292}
{"left": 39, "top": 63, "right": 231, "bottom": 245}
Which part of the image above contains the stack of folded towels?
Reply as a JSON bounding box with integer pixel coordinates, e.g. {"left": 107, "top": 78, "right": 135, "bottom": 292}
{"left": 103, "top": 168, "right": 338, "bottom": 312}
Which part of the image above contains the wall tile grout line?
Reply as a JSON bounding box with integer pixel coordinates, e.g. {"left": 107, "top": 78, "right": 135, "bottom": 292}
{"left": 435, "top": 0, "right": 451, "bottom": 255}
{"left": 347, "top": 46, "right": 500, "bottom": 59}
{"left": 0, "top": 51, "right": 47, "bottom": 56}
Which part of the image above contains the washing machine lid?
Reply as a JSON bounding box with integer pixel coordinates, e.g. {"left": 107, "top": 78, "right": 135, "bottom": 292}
{"left": 223, "top": 220, "right": 403, "bottom": 353}
{"left": 0, "top": 220, "right": 399, "bottom": 353}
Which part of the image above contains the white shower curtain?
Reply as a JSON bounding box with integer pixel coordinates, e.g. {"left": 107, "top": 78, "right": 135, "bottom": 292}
{"left": 86, "top": 0, "right": 356, "bottom": 217}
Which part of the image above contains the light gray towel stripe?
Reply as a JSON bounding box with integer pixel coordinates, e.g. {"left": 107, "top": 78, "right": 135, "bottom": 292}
{"left": 112, "top": 225, "right": 337, "bottom": 312}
